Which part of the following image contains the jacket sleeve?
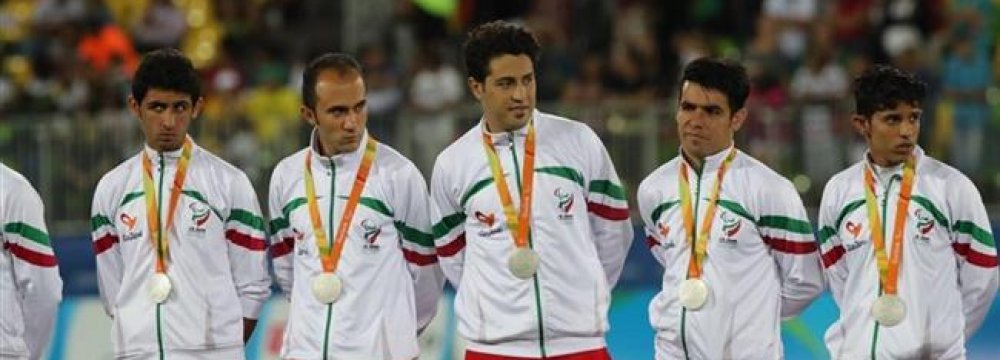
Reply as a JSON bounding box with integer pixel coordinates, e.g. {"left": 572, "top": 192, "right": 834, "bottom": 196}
{"left": 430, "top": 157, "right": 466, "bottom": 288}
{"left": 947, "top": 175, "right": 998, "bottom": 338}
{"left": 817, "top": 180, "right": 849, "bottom": 312}
{"left": 90, "top": 176, "right": 123, "bottom": 318}
{"left": 583, "top": 130, "right": 633, "bottom": 288}
{"left": 6, "top": 178, "right": 62, "bottom": 359}
{"left": 636, "top": 176, "right": 668, "bottom": 267}
{"left": 267, "top": 169, "right": 295, "bottom": 300}
{"left": 758, "top": 177, "right": 824, "bottom": 319}
{"left": 225, "top": 172, "right": 272, "bottom": 319}
{"left": 392, "top": 163, "right": 445, "bottom": 333}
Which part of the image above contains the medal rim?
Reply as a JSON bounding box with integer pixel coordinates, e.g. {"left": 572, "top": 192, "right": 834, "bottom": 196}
{"left": 148, "top": 272, "right": 172, "bottom": 304}
{"left": 508, "top": 247, "right": 539, "bottom": 279}
{"left": 678, "top": 278, "right": 709, "bottom": 310}
{"left": 871, "top": 294, "right": 906, "bottom": 326}
{"left": 311, "top": 272, "right": 343, "bottom": 304}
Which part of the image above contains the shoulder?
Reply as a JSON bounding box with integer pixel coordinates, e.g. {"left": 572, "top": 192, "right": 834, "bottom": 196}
{"left": 376, "top": 142, "right": 424, "bottom": 181}
{"left": 434, "top": 125, "right": 481, "bottom": 172}
{"left": 820, "top": 161, "right": 865, "bottom": 205}
{"left": 919, "top": 155, "right": 979, "bottom": 196}
{"left": 193, "top": 146, "right": 245, "bottom": 179}
{"left": 538, "top": 111, "right": 603, "bottom": 147}
{"left": 734, "top": 151, "right": 797, "bottom": 196}
{"left": 638, "top": 158, "right": 680, "bottom": 198}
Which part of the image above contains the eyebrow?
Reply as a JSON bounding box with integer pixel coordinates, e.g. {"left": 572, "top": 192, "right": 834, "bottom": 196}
{"left": 146, "top": 100, "right": 191, "bottom": 107}
{"left": 680, "top": 100, "right": 723, "bottom": 113}
{"left": 325, "top": 99, "right": 366, "bottom": 113}
{"left": 493, "top": 73, "right": 534, "bottom": 82}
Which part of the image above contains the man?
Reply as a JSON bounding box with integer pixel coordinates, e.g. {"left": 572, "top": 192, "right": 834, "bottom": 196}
{"left": 819, "top": 65, "right": 997, "bottom": 359}
{"left": 1, "top": 163, "right": 62, "bottom": 360}
{"left": 430, "top": 20, "right": 633, "bottom": 359}
{"left": 636, "top": 57, "right": 824, "bottom": 359}
{"left": 268, "top": 53, "right": 444, "bottom": 359}
{"left": 90, "top": 48, "right": 271, "bottom": 359}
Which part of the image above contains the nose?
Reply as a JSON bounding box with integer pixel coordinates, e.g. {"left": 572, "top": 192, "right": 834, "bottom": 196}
{"left": 342, "top": 112, "right": 360, "bottom": 131}
{"left": 511, "top": 83, "right": 527, "bottom": 102}
{"left": 162, "top": 115, "right": 178, "bottom": 130}
{"left": 900, "top": 119, "right": 918, "bottom": 140}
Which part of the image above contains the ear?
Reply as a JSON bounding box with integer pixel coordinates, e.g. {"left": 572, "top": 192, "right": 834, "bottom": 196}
{"left": 128, "top": 95, "right": 141, "bottom": 119}
{"left": 852, "top": 114, "right": 869, "bottom": 139}
{"left": 730, "top": 107, "right": 748, "bottom": 132}
{"left": 468, "top": 77, "right": 484, "bottom": 101}
{"left": 300, "top": 105, "right": 316, "bottom": 127}
{"left": 191, "top": 96, "right": 205, "bottom": 118}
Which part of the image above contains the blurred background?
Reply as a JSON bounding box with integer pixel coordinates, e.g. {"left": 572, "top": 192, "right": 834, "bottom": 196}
{"left": 1, "top": 0, "right": 998, "bottom": 359}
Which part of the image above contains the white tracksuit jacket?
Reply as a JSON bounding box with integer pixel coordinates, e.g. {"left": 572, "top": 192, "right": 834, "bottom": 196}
{"left": 268, "top": 131, "right": 444, "bottom": 360}
{"left": 637, "top": 146, "right": 824, "bottom": 360}
{"left": 819, "top": 147, "right": 998, "bottom": 359}
{"left": 430, "top": 110, "right": 634, "bottom": 357}
{"left": 0, "top": 163, "right": 62, "bottom": 360}
{"left": 90, "top": 140, "right": 272, "bottom": 359}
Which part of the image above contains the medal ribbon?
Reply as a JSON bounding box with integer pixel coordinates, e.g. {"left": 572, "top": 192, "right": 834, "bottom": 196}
{"left": 482, "top": 123, "right": 536, "bottom": 249}
{"left": 864, "top": 156, "right": 915, "bottom": 295}
{"left": 679, "top": 147, "right": 737, "bottom": 279}
{"left": 141, "top": 137, "right": 193, "bottom": 273}
{"left": 305, "top": 137, "right": 378, "bottom": 273}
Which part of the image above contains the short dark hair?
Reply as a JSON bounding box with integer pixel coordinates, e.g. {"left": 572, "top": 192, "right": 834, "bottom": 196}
{"left": 131, "top": 48, "right": 201, "bottom": 103}
{"left": 853, "top": 64, "right": 927, "bottom": 117}
{"left": 301, "top": 53, "right": 363, "bottom": 109}
{"left": 679, "top": 57, "right": 750, "bottom": 112}
{"left": 462, "top": 20, "right": 540, "bottom": 82}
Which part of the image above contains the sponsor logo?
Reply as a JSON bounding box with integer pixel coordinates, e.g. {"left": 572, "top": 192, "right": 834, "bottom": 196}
{"left": 555, "top": 188, "right": 574, "bottom": 220}
{"left": 292, "top": 228, "right": 310, "bottom": 256}
{"left": 657, "top": 222, "right": 675, "bottom": 249}
{"left": 361, "top": 219, "right": 381, "bottom": 251}
{"left": 846, "top": 221, "right": 862, "bottom": 239}
{"left": 475, "top": 211, "right": 504, "bottom": 237}
{"left": 119, "top": 213, "right": 143, "bottom": 242}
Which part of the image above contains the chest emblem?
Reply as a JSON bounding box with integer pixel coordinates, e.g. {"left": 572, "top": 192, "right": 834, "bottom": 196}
{"left": 554, "top": 188, "right": 574, "bottom": 220}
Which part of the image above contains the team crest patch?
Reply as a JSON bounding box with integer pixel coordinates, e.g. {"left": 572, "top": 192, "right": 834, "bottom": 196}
{"left": 187, "top": 202, "right": 210, "bottom": 234}
{"left": 361, "top": 219, "right": 381, "bottom": 251}
{"left": 718, "top": 212, "right": 740, "bottom": 245}
{"left": 475, "top": 211, "right": 504, "bottom": 237}
{"left": 119, "top": 213, "right": 143, "bottom": 242}
{"left": 914, "top": 209, "right": 934, "bottom": 242}
{"left": 554, "top": 188, "right": 574, "bottom": 220}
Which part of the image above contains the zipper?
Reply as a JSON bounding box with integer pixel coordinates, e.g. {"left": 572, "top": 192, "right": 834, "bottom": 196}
{"left": 680, "top": 162, "right": 703, "bottom": 360}
{"left": 509, "top": 132, "right": 547, "bottom": 358}
{"left": 156, "top": 153, "right": 166, "bottom": 360}
{"left": 322, "top": 158, "right": 335, "bottom": 360}
{"left": 870, "top": 174, "right": 898, "bottom": 360}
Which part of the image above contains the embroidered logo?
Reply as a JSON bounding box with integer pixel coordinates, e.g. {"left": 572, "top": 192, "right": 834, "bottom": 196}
{"left": 657, "top": 222, "right": 675, "bottom": 249}
{"left": 187, "top": 202, "right": 209, "bottom": 234}
{"left": 719, "top": 212, "right": 740, "bottom": 245}
{"left": 293, "top": 228, "right": 310, "bottom": 256}
{"left": 916, "top": 209, "right": 934, "bottom": 235}
{"left": 555, "top": 188, "right": 574, "bottom": 220}
{"left": 119, "top": 213, "right": 143, "bottom": 242}
{"left": 846, "top": 221, "right": 862, "bottom": 239}
{"left": 361, "top": 219, "right": 381, "bottom": 251}
{"left": 474, "top": 211, "right": 503, "bottom": 237}
{"left": 120, "top": 213, "right": 137, "bottom": 231}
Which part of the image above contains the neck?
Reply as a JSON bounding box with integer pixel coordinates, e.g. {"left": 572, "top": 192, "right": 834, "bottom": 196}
{"left": 314, "top": 134, "right": 338, "bottom": 157}
{"left": 681, "top": 148, "right": 703, "bottom": 172}
{"left": 867, "top": 152, "right": 904, "bottom": 168}
{"left": 484, "top": 116, "right": 528, "bottom": 133}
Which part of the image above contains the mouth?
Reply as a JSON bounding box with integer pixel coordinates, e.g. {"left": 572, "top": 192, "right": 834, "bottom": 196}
{"left": 895, "top": 143, "right": 915, "bottom": 152}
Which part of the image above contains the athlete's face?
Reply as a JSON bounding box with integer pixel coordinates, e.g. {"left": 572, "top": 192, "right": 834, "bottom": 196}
{"left": 676, "top": 81, "right": 745, "bottom": 160}
{"left": 469, "top": 54, "right": 536, "bottom": 132}
{"left": 303, "top": 69, "right": 368, "bottom": 155}
{"left": 854, "top": 102, "right": 921, "bottom": 166}
{"left": 130, "top": 89, "right": 202, "bottom": 152}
